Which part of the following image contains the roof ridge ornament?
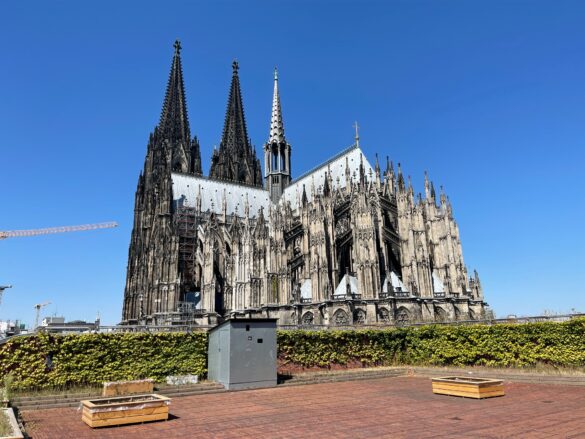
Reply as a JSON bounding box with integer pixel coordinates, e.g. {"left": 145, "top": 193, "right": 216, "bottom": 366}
{"left": 353, "top": 121, "right": 360, "bottom": 148}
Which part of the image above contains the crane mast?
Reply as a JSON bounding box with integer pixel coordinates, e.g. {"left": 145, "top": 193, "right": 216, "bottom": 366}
{"left": 34, "top": 302, "right": 51, "bottom": 329}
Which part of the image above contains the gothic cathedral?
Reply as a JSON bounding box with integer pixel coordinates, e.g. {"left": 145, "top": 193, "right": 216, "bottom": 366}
{"left": 122, "top": 42, "right": 487, "bottom": 326}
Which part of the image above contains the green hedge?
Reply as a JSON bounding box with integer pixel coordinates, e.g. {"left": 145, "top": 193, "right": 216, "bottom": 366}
{"left": 278, "top": 318, "right": 585, "bottom": 369}
{"left": 1, "top": 319, "right": 585, "bottom": 390}
{"left": 0, "top": 332, "right": 207, "bottom": 390}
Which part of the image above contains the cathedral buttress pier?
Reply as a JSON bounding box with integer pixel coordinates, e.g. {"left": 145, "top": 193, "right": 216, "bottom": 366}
{"left": 122, "top": 42, "right": 488, "bottom": 327}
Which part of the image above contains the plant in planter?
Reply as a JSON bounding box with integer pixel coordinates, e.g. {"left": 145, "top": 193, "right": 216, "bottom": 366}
{"left": 0, "top": 408, "right": 23, "bottom": 439}
{"left": 0, "top": 375, "right": 24, "bottom": 438}
{"left": 1, "top": 374, "right": 14, "bottom": 408}
{"left": 0, "top": 410, "right": 11, "bottom": 436}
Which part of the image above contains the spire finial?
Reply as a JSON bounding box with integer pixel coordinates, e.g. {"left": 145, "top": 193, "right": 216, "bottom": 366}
{"left": 274, "top": 67, "right": 278, "bottom": 80}
{"left": 232, "top": 60, "right": 239, "bottom": 74}
{"left": 174, "top": 39, "right": 181, "bottom": 54}
{"left": 353, "top": 121, "right": 360, "bottom": 147}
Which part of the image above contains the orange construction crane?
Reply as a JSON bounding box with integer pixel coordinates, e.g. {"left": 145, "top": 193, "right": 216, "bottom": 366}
{"left": 0, "top": 222, "right": 118, "bottom": 240}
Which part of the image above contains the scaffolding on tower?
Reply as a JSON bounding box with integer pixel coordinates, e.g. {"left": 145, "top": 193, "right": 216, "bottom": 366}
{"left": 148, "top": 205, "right": 205, "bottom": 326}
{"left": 175, "top": 206, "right": 198, "bottom": 291}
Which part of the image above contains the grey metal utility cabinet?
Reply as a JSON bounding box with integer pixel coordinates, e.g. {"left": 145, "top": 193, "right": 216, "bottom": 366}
{"left": 207, "top": 318, "right": 277, "bottom": 390}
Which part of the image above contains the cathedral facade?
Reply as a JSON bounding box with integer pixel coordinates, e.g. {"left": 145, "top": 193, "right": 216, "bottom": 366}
{"left": 121, "top": 42, "right": 487, "bottom": 327}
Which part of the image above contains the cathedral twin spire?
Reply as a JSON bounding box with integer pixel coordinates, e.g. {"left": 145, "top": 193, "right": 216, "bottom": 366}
{"left": 219, "top": 61, "right": 249, "bottom": 151}
{"left": 156, "top": 40, "right": 202, "bottom": 175}
{"left": 209, "top": 61, "right": 262, "bottom": 186}
{"left": 154, "top": 41, "right": 288, "bottom": 189}
{"left": 209, "top": 60, "right": 263, "bottom": 187}
{"left": 159, "top": 40, "right": 190, "bottom": 143}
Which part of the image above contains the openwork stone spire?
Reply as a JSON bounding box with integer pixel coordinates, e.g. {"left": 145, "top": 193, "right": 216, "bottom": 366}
{"left": 264, "top": 67, "right": 292, "bottom": 202}
{"left": 209, "top": 61, "right": 263, "bottom": 186}
{"left": 269, "top": 68, "right": 286, "bottom": 144}
{"left": 159, "top": 40, "right": 190, "bottom": 143}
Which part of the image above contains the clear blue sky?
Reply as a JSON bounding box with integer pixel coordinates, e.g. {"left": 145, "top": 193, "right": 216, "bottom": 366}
{"left": 1, "top": 0, "right": 584, "bottom": 326}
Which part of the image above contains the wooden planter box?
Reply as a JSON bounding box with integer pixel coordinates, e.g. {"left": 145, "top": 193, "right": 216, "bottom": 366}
{"left": 80, "top": 394, "right": 170, "bottom": 428}
{"left": 432, "top": 376, "right": 504, "bottom": 399}
{"left": 102, "top": 379, "right": 154, "bottom": 397}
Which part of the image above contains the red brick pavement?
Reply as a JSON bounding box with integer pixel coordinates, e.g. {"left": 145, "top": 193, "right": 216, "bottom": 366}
{"left": 21, "top": 376, "right": 585, "bottom": 438}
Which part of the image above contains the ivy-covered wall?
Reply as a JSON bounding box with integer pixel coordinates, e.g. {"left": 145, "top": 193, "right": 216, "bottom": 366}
{"left": 1, "top": 319, "right": 584, "bottom": 390}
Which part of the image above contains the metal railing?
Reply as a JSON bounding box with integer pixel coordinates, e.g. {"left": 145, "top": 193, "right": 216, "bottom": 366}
{"left": 2, "top": 313, "right": 583, "bottom": 342}
{"left": 277, "top": 313, "right": 585, "bottom": 331}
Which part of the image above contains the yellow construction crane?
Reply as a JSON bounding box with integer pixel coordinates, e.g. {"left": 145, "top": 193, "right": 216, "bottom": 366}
{"left": 1, "top": 222, "right": 117, "bottom": 325}
{"left": 0, "top": 222, "right": 118, "bottom": 240}
{"left": 34, "top": 301, "right": 51, "bottom": 329}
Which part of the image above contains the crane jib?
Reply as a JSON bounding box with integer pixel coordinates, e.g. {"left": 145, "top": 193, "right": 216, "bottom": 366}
{"left": 0, "top": 222, "right": 118, "bottom": 239}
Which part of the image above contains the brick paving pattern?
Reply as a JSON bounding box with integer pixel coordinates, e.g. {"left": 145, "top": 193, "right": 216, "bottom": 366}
{"left": 21, "top": 376, "right": 585, "bottom": 438}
